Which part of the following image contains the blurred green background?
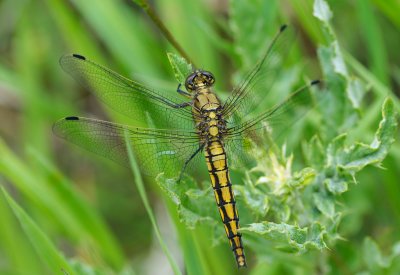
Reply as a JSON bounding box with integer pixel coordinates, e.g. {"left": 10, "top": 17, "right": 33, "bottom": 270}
{"left": 0, "top": 0, "right": 399, "bottom": 274}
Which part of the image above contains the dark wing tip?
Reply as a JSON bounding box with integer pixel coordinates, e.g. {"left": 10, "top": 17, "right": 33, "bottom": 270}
{"left": 59, "top": 54, "right": 86, "bottom": 68}
{"left": 280, "top": 24, "right": 288, "bottom": 32}
{"left": 72, "top": 54, "right": 86, "bottom": 60}
{"left": 53, "top": 116, "right": 81, "bottom": 136}
{"left": 65, "top": 116, "right": 80, "bottom": 120}
{"left": 311, "top": 79, "right": 321, "bottom": 85}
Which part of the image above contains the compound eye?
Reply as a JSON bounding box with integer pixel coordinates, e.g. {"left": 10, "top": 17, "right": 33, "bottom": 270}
{"left": 185, "top": 74, "right": 196, "bottom": 90}
{"left": 203, "top": 71, "right": 215, "bottom": 84}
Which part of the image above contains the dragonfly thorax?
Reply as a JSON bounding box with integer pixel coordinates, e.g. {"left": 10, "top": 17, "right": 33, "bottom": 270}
{"left": 185, "top": 70, "right": 215, "bottom": 92}
{"left": 195, "top": 109, "right": 227, "bottom": 139}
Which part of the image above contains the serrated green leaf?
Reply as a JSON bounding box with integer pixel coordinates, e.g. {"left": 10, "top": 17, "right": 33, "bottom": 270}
{"left": 167, "top": 52, "right": 192, "bottom": 83}
{"left": 363, "top": 237, "right": 390, "bottom": 269}
{"left": 157, "top": 175, "right": 218, "bottom": 229}
{"left": 234, "top": 184, "right": 269, "bottom": 218}
{"left": 362, "top": 237, "right": 400, "bottom": 272}
{"left": 318, "top": 45, "right": 337, "bottom": 77}
{"left": 340, "top": 98, "right": 397, "bottom": 175}
{"left": 302, "top": 135, "right": 325, "bottom": 167}
{"left": 178, "top": 205, "right": 215, "bottom": 229}
{"left": 313, "top": 192, "right": 335, "bottom": 218}
{"left": 241, "top": 221, "right": 327, "bottom": 253}
{"left": 2, "top": 188, "right": 76, "bottom": 275}
{"left": 326, "top": 134, "right": 347, "bottom": 165}
{"left": 324, "top": 178, "right": 348, "bottom": 195}
{"left": 331, "top": 41, "right": 348, "bottom": 76}
{"left": 323, "top": 98, "right": 397, "bottom": 197}
{"left": 317, "top": 45, "right": 350, "bottom": 134}
{"left": 313, "top": 0, "right": 333, "bottom": 22}
{"left": 290, "top": 167, "right": 316, "bottom": 189}
{"left": 277, "top": 204, "right": 291, "bottom": 223}
{"left": 346, "top": 77, "right": 365, "bottom": 110}
{"left": 305, "top": 223, "right": 328, "bottom": 250}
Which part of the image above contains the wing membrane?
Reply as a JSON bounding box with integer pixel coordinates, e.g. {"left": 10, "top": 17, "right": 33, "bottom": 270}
{"left": 53, "top": 116, "right": 201, "bottom": 177}
{"left": 224, "top": 81, "right": 323, "bottom": 168}
{"left": 227, "top": 81, "right": 320, "bottom": 137}
{"left": 60, "top": 54, "right": 194, "bottom": 129}
{"left": 222, "top": 25, "right": 295, "bottom": 120}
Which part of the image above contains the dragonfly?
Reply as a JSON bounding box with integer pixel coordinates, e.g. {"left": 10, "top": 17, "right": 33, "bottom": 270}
{"left": 53, "top": 25, "right": 320, "bottom": 268}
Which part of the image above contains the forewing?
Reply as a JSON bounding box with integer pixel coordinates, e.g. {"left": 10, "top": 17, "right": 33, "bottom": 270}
{"left": 53, "top": 117, "right": 201, "bottom": 177}
{"left": 60, "top": 54, "right": 194, "bottom": 129}
{"left": 225, "top": 81, "right": 323, "bottom": 168}
{"left": 222, "top": 25, "right": 295, "bottom": 120}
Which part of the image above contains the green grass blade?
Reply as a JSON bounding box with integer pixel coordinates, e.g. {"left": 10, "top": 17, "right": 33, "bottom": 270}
{"left": 124, "top": 131, "right": 182, "bottom": 275}
{"left": 45, "top": 0, "right": 106, "bottom": 63}
{"left": 355, "top": 0, "right": 389, "bottom": 85}
{"left": 68, "top": 0, "right": 165, "bottom": 75}
{"left": 372, "top": 0, "right": 400, "bottom": 28}
{"left": 27, "top": 146, "right": 125, "bottom": 269}
{"left": 156, "top": 0, "right": 220, "bottom": 78}
{"left": 2, "top": 187, "right": 76, "bottom": 275}
{"left": 0, "top": 182, "right": 44, "bottom": 274}
{"left": 290, "top": 0, "right": 325, "bottom": 44}
{"left": 344, "top": 51, "right": 400, "bottom": 109}
{"left": 0, "top": 138, "right": 124, "bottom": 269}
{"left": 165, "top": 201, "right": 210, "bottom": 275}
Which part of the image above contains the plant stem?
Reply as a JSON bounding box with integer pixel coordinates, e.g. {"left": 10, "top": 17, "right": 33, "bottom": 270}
{"left": 124, "top": 131, "right": 182, "bottom": 275}
{"left": 133, "top": 0, "right": 195, "bottom": 67}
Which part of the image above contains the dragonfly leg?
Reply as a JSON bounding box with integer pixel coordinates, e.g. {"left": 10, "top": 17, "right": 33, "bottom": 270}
{"left": 176, "top": 83, "right": 191, "bottom": 97}
{"left": 178, "top": 143, "right": 205, "bottom": 183}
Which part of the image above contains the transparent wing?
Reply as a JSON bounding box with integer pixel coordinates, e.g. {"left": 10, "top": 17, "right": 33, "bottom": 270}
{"left": 227, "top": 81, "right": 320, "bottom": 137}
{"left": 222, "top": 25, "right": 295, "bottom": 120}
{"left": 224, "top": 81, "right": 323, "bottom": 168}
{"left": 53, "top": 116, "right": 202, "bottom": 177}
{"left": 60, "top": 54, "right": 194, "bottom": 130}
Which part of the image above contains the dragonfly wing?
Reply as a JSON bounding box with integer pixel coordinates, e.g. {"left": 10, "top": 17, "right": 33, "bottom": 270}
{"left": 222, "top": 25, "right": 295, "bottom": 120}
{"left": 60, "top": 54, "right": 194, "bottom": 130}
{"left": 224, "top": 81, "right": 323, "bottom": 168}
{"left": 53, "top": 116, "right": 202, "bottom": 177}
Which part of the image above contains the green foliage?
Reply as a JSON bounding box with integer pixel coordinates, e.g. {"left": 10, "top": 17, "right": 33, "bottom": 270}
{"left": 159, "top": 97, "right": 397, "bottom": 260}
{"left": 2, "top": 187, "right": 76, "bottom": 275}
{"left": 0, "top": 0, "right": 399, "bottom": 274}
{"left": 124, "top": 132, "right": 181, "bottom": 275}
{"left": 158, "top": 175, "right": 218, "bottom": 229}
{"left": 160, "top": 0, "right": 399, "bottom": 273}
{"left": 362, "top": 237, "right": 400, "bottom": 272}
{"left": 167, "top": 53, "right": 193, "bottom": 84}
{"left": 0, "top": 139, "right": 124, "bottom": 269}
{"left": 241, "top": 222, "right": 327, "bottom": 253}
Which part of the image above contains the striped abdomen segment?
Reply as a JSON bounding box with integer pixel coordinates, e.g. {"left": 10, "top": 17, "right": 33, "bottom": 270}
{"left": 205, "top": 140, "right": 247, "bottom": 268}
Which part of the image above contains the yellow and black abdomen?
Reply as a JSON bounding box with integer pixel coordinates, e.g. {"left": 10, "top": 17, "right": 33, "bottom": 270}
{"left": 205, "top": 140, "right": 247, "bottom": 268}
{"left": 191, "top": 87, "right": 246, "bottom": 267}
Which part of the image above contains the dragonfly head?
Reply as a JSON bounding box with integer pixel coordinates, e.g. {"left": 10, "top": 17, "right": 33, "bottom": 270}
{"left": 185, "top": 70, "right": 215, "bottom": 92}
